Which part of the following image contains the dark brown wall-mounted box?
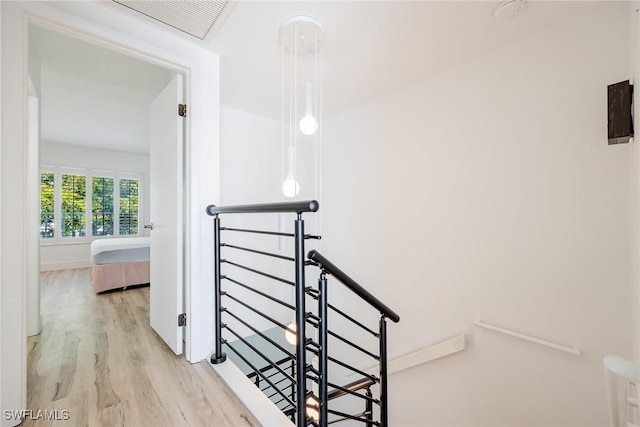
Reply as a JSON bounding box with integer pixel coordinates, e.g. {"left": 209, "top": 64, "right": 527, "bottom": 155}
{"left": 608, "top": 80, "right": 634, "bottom": 145}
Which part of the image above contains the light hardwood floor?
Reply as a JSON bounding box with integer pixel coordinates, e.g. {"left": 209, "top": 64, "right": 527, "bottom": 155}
{"left": 25, "top": 268, "right": 258, "bottom": 427}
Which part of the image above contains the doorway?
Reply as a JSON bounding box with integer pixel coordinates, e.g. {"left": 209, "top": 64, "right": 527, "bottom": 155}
{"left": 28, "top": 22, "right": 186, "bottom": 354}
{"left": 1, "top": 3, "right": 219, "bottom": 418}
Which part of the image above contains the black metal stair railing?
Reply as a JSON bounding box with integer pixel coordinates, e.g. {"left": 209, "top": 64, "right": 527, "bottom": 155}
{"left": 206, "top": 200, "right": 399, "bottom": 427}
{"left": 247, "top": 355, "right": 296, "bottom": 416}
{"left": 306, "top": 249, "right": 400, "bottom": 426}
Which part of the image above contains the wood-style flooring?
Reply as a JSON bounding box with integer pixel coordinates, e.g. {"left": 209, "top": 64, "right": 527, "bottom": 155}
{"left": 25, "top": 268, "right": 258, "bottom": 427}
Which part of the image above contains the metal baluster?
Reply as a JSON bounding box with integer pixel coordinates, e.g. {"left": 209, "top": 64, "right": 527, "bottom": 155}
{"left": 379, "top": 315, "right": 388, "bottom": 427}
{"left": 366, "top": 387, "right": 373, "bottom": 427}
{"left": 290, "top": 358, "right": 296, "bottom": 422}
{"left": 318, "top": 272, "right": 328, "bottom": 426}
{"left": 295, "top": 214, "right": 307, "bottom": 426}
{"left": 211, "top": 214, "right": 226, "bottom": 364}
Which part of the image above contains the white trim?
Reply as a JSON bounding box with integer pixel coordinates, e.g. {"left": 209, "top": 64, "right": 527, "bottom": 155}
{"left": 0, "top": 0, "right": 4, "bottom": 420}
{"left": 0, "top": 0, "right": 3, "bottom": 414}
{"left": 1, "top": 4, "right": 30, "bottom": 424}
{"left": 475, "top": 321, "right": 582, "bottom": 356}
{"left": 40, "top": 260, "right": 92, "bottom": 272}
{"left": 348, "top": 335, "right": 467, "bottom": 378}
{"left": 387, "top": 335, "right": 466, "bottom": 375}
{"left": 26, "top": 95, "right": 41, "bottom": 338}
{"left": 212, "top": 360, "right": 294, "bottom": 427}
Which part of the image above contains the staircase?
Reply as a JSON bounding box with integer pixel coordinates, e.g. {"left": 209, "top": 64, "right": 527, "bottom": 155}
{"left": 207, "top": 201, "right": 399, "bottom": 427}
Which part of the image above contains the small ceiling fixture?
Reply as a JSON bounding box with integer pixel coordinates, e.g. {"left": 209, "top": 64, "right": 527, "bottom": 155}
{"left": 494, "top": 0, "right": 526, "bottom": 21}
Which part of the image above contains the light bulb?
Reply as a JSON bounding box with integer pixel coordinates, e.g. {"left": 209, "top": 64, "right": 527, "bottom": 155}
{"left": 306, "top": 394, "right": 320, "bottom": 422}
{"left": 285, "top": 322, "right": 297, "bottom": 345}
{"left": 282, "top": 146, "right": 300, "bottom": 197}
{"left": 300, "top": 82, "right": 318, "bottom": 136}
{"left": 282, "top": 178, "right": 300, "bottom": 198}
{"left": 299, "top": 114, "right": 318, "bottom": 135}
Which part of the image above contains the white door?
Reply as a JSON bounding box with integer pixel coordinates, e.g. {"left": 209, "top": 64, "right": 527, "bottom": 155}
{"left": 149, "top": 74, "right": 184, "bottom": 355}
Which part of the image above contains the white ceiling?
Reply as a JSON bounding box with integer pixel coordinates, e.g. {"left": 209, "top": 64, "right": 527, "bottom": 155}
{"left": 31, "top": 1, "right": 605, "bottom": 154}
{"left": 209, "top": 1, "right": 603, "bottom": 121}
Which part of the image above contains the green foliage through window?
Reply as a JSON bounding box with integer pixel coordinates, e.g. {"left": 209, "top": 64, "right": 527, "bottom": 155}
{"left": 40, "top": 170, "right": 141, "bottom": 240}
{"left": 92, "top": 177, "right": 114, "bottom": 236}
{"left": 40, "top": 172, "right": 55, "bottom": 238}
{"left": 61, "top": 174, "right": 86, "bottom": 237}
{"left": 119, "top": 179, "right": 139, "bottom": 235}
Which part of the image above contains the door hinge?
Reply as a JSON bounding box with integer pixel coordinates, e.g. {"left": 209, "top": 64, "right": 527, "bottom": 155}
{"left": 178, "top": 104, "right": 187, "bottom": 117}
{"left": 178, "top": 313, "right": 187, "bottom": 327}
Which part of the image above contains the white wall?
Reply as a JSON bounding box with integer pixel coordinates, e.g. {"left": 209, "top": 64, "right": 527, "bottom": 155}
{"left": 1, "top": 3, "right": 28, "bottom": 423}
{"left": 27, "top": 29, "right": 41, "bottom": 96}
{"left": 26, "top": 97, "right": 41, "bottom": 337}
{"left": 219, "top": 106, "right": 307, "bottom": 335}
{"left": 220, "top": 106, "right": 282, "bottom": 205}
{"left": 631, "top": 1, "right": 640, "bottom": 364}
{"left": 323, "top": 3, "right": 632, "bottom": 425}
{"left": 220, "top": 3, "right": 635, "bottom": 425}
{"left": 26, "top": 29, "right": 42, "bottom": 337}
{"left": 39, "top": 141, "right": 150, "bottom": 271}
{"left": 1, "top": 0, "right": 4, "bottom": 417}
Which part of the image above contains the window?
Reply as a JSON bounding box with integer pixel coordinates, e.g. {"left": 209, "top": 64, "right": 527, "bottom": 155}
{"left": 119, "top": 178, "right": 139, "bottom": 235}
{"left": 92, "top": 177, "right": 114, "bottom": 236}
{"left": 40, "top": 172, "right": 55, "bottom": 238}
{"left": 61, "top": 173, "right": 86, "bottom": 237}
{"left": 40, "top": 168, "right": 143, "bottom": 242}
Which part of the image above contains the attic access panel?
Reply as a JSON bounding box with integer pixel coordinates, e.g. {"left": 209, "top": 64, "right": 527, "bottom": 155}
{"left": 113, "top": 0, "right": 228, "bottom": 40}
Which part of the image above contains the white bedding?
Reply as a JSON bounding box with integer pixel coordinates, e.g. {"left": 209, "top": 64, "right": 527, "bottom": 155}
{"left": 90, "top": 237, "right": 150, "bottom": 262}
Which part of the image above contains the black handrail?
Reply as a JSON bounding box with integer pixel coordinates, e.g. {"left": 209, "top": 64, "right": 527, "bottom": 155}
{"left": 307, "top": 250, "right": 400, "bottom": 323}
{"left": 206, "top": 200, "right": 319, "bottom": 215}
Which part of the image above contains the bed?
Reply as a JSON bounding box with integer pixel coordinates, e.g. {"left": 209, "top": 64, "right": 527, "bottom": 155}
{"left": 90, "top": 237, "right": 150, "bottom": 293}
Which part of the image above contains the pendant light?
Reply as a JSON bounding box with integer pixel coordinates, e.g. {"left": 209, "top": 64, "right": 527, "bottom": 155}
{"left": 279, "top": 16, "right": 324, "bottom": 346}
{"left": 280, "top": 16, "right": 324, "bottom": 198}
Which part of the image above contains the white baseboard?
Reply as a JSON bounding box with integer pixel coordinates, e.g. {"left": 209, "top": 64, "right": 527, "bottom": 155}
{"left": 211, "top": 358, "right": 294, "bottom": 427}
{"left": 348, "top": 334, "right": 467, "bottom": 379}
{"left": 40, "top": 260, "right": 92, "bottom": 271}
{"left": 386, "top": 334, "right": 466, "bottom": 375}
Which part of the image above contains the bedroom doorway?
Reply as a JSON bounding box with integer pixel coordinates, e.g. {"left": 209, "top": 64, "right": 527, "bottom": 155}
{"left": 2, "top": 2, "right": 220, "bottom": 414}
{"left": 27, "top": 23, "right": 186, "bottom": 355}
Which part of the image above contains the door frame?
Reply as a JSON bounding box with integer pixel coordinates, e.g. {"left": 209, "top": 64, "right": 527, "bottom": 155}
{"left": 1, "top": 2, "right": 219, "bottom": 422}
